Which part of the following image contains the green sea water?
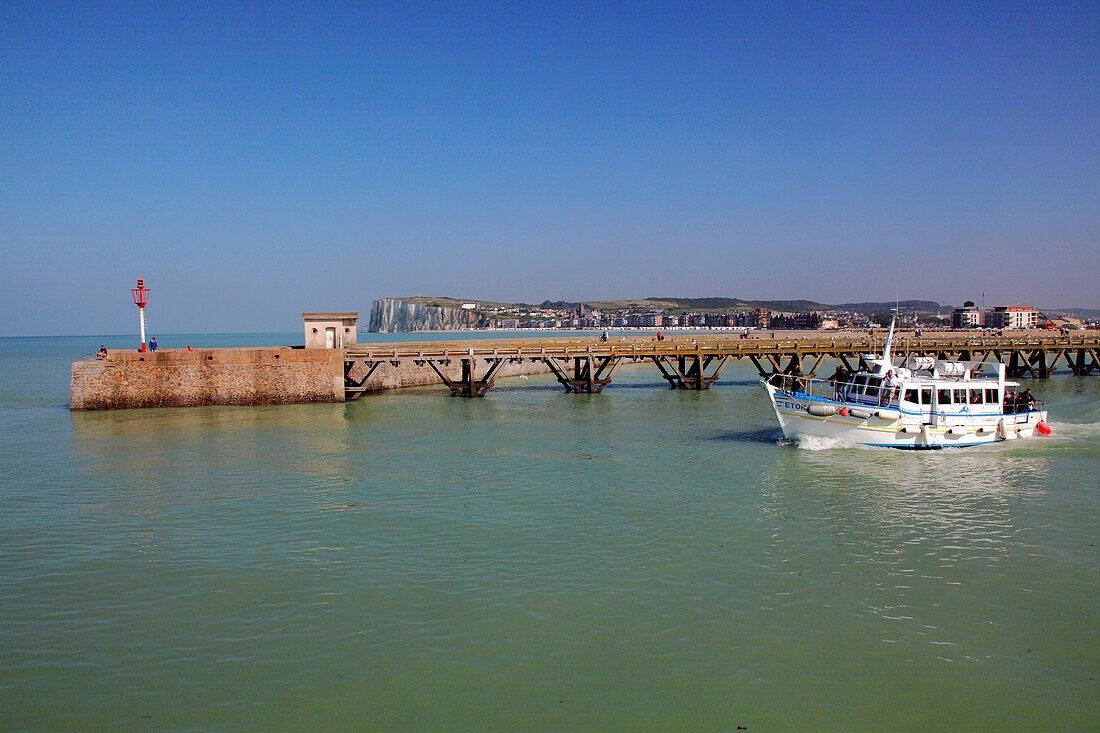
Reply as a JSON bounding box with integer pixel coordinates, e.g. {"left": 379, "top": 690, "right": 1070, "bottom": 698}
{"left": 1, "top": 333, "right": 1098, "bottom": 730}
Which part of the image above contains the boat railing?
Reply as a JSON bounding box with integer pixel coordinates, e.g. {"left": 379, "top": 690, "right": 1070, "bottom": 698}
{"left": 770, "top": 374, "right": 1047, "bottom": 416}
{"left": 1003, "top": 393, "right": 1044, "bottom": 414}
{"left": 768, "top": 374, "right": 890, "bottom": 405}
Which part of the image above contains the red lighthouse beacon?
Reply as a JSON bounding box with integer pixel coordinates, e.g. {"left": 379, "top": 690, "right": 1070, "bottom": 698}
{"left": 131, "top": 277, "right": 149, "bottom": 352}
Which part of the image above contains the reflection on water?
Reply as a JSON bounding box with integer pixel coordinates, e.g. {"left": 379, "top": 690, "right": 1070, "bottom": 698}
{"left": 752, "top": 434, "right": 1068, "bottom": 669}
{"left": 759, "top": 436, "right": 1052, "bottom": 544}
{"left": 67, "top": 403, "right": 356, "bottom": 567}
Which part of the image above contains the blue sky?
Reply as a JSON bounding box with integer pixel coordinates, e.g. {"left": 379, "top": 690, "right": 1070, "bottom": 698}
{"left": 2, "top": 1, "right": 1097, "bottom": 334}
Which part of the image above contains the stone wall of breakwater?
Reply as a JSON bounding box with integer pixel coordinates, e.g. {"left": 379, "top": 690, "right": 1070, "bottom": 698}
{"left": 70, "top": 347, "right": 552, "bottom": 410}
{"left": 70, "top": 348, "right": 346, "bottom": 410}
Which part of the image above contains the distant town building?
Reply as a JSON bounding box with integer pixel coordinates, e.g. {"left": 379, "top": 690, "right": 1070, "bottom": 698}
{"left": 951, "top": 301, "right": 982, "bottom": 329}
{"left": 986, "top": 306, "right": 1036, "bottom": 330}
{"left": 732, "top": 308, "right": 768, "bottom": 329}
{"left": 768, "top": 312, "right": 796, "bottom": 329}
{"left": 793, "top": 311, "right": 824, "bottom": 329}
{"left": 763, "top": 311, "right": 824, "bottom": 330}
{"left": 704, "top": 312, "right": 729, "bottom": 328}
{"left": 678, "top": 313, "right": 703, "bottom": 328}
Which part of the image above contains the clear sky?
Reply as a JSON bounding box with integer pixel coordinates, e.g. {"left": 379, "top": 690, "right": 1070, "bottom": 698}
{"left": 2, "top": 1, "right": 1097, "bottom": 335}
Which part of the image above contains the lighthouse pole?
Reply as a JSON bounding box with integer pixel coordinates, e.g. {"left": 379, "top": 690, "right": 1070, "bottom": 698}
{"left": 131, "top": 277, "right": 150, "bottom": 352}
{"left": 139, "top": 304, "right": 147, "bottom": 351}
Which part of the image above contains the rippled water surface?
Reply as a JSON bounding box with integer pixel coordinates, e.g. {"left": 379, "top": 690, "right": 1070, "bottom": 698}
{"left": 2, "top": 334, "right": 1098, "bottom": 729}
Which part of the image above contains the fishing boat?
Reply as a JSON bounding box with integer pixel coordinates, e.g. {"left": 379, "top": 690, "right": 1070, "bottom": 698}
{"left": 763, "top": 315, "right": 1051, "bottom": 449}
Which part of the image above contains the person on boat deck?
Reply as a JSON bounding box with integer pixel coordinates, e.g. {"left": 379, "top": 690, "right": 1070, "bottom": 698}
{"left": 1021, "top": 388, "right": 1035, "bottom": 410}
{"left": 880, "top": 370, "right": 900, "bottom": 406}
{"left": 786, "top": 364, "right": 805, "bottom": 394}
{"left": 827, "top": 365, "right": 850, "bottom": 401}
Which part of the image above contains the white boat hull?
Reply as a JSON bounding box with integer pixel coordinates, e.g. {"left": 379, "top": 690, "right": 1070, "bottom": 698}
{"left": 765, "top": 383, "right": 1048, "bottom": 449}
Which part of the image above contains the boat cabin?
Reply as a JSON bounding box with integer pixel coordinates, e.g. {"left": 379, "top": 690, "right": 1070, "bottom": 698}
{"left": 839, "top": 358, "right": 1025, "bottom": 418}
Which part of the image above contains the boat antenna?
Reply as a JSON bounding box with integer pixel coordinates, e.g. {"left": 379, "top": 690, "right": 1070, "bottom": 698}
{"left": 882, "top": 308, "right": 898, "bottom": 364}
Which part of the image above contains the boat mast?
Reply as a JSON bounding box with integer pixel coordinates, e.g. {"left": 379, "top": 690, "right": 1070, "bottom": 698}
{"left": 882, "top": 309, "right": 898, "bottom": 365}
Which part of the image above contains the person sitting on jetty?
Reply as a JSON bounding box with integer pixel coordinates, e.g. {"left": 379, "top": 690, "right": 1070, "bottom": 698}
{"left": 148, "top": 337, "right": 157, "bottom": 352}
{"left": 96, "top": 345, "right": 108, "bottom": 360}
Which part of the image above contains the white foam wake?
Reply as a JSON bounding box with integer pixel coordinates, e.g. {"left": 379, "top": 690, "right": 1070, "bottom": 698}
{"left": 793, "top": 433, "right": 856, "bottom": 451}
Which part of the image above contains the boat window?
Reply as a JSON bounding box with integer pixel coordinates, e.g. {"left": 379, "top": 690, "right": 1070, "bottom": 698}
{"left": 920, "top": 387, "right": 932, "bottom": 405}
{"left": 937, "top": 389, "right": 952, "bottom": 405}
{"left": 954, "top": 389, "right": 968, "bottom": 404}
{"left": 985, "top": 388, "right": 999, "bottom": 404}
{"left": 969, "top": 388, "right": 984, "bottom": 404}
{"left": 864, "top": 377, "right": 881, "bottom": 398}
{"left": 903, "top": 388, "right": 920, "bottom": 404}
{"left": 853, "top": 374, "right": 868, "bottom": 390}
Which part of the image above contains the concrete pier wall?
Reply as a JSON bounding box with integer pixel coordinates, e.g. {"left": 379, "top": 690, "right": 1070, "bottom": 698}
{"left": 70, "top": 348, "right": 553, "bottom": 410}
{"left": 70, "top": 348, "right": 346, "bottom": 410}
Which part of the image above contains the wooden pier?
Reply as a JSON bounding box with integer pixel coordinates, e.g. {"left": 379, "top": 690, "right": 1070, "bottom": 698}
{"left": 342, "top": 331, "right": 1100, "bottom": 398}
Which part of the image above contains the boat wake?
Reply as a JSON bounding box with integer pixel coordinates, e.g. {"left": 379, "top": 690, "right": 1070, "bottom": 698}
{"left": 1042, "top": 421, "right": 1100, "bottom": 447}
{"left": 791, "top": 433, "right": 858, "bottom": 451}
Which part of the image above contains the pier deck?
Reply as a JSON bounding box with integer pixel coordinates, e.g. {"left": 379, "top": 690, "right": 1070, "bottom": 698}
{"left": 343, "top": 331, "right": 1100, "bottom": 398}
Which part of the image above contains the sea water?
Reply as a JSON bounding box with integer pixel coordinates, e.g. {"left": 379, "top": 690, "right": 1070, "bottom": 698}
{"left": 1, "top": 333, "right": 1097, "bottom": 730}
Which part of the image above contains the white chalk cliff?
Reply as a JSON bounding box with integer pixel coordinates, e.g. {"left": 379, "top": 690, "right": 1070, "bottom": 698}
{"left": 369, "top": 299, "right": 486, "bottom": 332}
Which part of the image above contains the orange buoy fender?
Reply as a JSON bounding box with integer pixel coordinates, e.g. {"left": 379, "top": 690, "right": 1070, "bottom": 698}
{"left": 1036, "top": 421, "right": 1051, "bottom": 435}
